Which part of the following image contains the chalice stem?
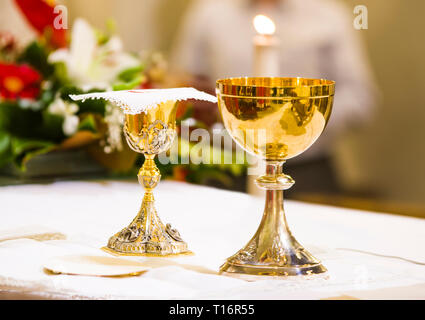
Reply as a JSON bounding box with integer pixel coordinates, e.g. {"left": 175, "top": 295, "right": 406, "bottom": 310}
{"left": 259, "top": 162, "right": 300, "bottom": 254}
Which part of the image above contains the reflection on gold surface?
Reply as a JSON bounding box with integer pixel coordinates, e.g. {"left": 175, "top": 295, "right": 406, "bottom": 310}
{"left": 217, "top": 77, "right": 333, "bottom": 160}
{"left": 125, "top": 100, "right": 177, "bottom": 155}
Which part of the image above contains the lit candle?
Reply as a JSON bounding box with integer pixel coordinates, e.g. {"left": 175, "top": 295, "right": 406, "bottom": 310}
{"left": 252, "top": 14, "right": 279, "bottom": 76}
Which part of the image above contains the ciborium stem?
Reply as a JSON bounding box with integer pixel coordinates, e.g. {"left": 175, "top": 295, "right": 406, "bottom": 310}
{"left": 104, "top": 154, "right": 190, "bottom": 256}
{"left": 138, "top": 154, "right": 160, "bottom": 201}
{"left": 220, "top": 161, "right": 327, "bottom": 277}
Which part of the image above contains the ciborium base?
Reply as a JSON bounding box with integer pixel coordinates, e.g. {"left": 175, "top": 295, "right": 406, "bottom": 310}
{"left": 104, "top": 198, "right": 191, "bottom": 257}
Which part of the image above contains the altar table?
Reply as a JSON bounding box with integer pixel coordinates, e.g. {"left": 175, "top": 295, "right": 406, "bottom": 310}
{"left": 0, "top": 181, "right": 424, "bottom": 299}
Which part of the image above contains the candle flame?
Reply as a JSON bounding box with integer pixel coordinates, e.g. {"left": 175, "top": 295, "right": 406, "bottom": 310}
{"left": 253, "top": 14, "right": 276, "bottom": 35}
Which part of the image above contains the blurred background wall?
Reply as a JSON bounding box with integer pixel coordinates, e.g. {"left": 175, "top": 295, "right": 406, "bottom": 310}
{"left": 65, "top": 0, "right": 191, "bottom": 53}
{"left": 334, "top": 0, "right": 425, "bottom": 207}
{"left": 1, "top": 0, "right": 424, "bottom": 209}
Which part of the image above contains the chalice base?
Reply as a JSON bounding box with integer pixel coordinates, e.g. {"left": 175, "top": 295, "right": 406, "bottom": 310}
{"left": 219, "top": 179, "right": 327, "bottom": 279}
{"left": 220, "top": 261, "right": 327, "bottom": 280}
{"left": 219, "top": 238, "right": 327, "bottom": 279}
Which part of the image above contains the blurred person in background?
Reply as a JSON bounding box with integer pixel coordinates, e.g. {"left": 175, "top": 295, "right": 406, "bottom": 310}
{"left": 171, "top": 0, "right": 378, "bottom": 196}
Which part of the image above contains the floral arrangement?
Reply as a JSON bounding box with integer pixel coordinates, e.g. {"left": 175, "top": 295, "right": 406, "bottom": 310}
{"left": 0, "top": 0, "right": 246, "bottom": 187}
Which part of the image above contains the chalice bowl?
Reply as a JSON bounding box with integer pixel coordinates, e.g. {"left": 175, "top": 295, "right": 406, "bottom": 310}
{"left": 216, "top": 77, "right": 335, "bottom": 277}
{"left": 70, "top": 88, "right": 217, "bottom": 256}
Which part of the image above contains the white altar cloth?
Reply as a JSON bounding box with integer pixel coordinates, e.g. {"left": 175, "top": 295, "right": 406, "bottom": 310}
{"left": 0, "top": 181, "right": 424, "bottom": 300}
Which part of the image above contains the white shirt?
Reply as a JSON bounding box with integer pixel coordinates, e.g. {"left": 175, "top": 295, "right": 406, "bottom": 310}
{"left": 172, "top": 0, "right": 378, "bottom": 161}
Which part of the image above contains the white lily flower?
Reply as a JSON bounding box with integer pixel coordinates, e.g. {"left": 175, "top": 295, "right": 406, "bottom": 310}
{"left": 63, "top": 115, "right": 80, "bottom": 137}
{"left": 48, "top": 98, "right": 80, "bottom": 136}
{"left": 48, "top": 18, "right": 140, "bottom": 88}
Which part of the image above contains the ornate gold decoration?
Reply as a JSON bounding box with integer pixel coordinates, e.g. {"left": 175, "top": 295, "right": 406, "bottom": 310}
{"left": 104, "top": 101, "right": 191, "bottom": 256}
{"left": 216, "top": 77, "right": 335, "bottom": 277}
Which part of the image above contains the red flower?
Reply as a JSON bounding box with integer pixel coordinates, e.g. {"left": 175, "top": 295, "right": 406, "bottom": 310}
{"left": 14, "top": 0, "right": 67, "bottom": 48}
{"left": 0, "top": 63, "right": 41, "bottom": 100}
{"left": 138, "top": 81, "right": 153, "bottom": 90}
{"left": 172, "top": 165, "right": 189, "bottom": 182}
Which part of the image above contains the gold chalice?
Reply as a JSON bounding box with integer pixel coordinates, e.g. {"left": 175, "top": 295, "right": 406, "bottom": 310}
{"left": 216, "top": 77, "right": 335, "bottom": 277}
{"left": 70, "top": 88, "right": 217, "bottom": 256}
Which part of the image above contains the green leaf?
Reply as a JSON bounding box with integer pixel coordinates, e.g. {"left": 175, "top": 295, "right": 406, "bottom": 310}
{"left": 18, "top": 41, "right": 54, "bottom": 77}
{"left": 78, "top": 114, "right": 97, "bottom": 133}
{"left": 95, "top": 29, "right": 110, "bottom": 46}
{"left": 106, "top": 19, "right": 117, "bottom": 35}
{"left": 0, "top": 101, "right": 65, "bottom": 142}
{"left": 52, "top": 62, "right": 70, "bottom": 85}
{"left": 0, "top": 131, "right": 13, "bottom": 168}
{"left": 11, "top": 137, "right": 56, "bottom": 171}
{"left": 0, "top": 101, "right": 16, "bottom": 130}
{"left": 0, "top": 101, "right": 43, "bottom": 137}
{"left": 186, "top": 165, "right": 233, "bottom": 186}
{"left": 227, "top": 163, "right": 246, "bottom": 176}
{"left": 118, "top": 65, "right": 144, "bottom": 82}
{"left": 112, "top": 76, "right": 144, "bottom": 91}
{"left": 0, "top": 132, "right": 11, "bottom": 154}
{"left": 38, "top": 89, "right": 55, "bottom": 109}
{"left": 41, "top": 111, "right": 65, "bottom": 141}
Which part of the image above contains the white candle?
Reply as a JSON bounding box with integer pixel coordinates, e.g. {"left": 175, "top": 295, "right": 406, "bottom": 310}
{"left": 252, "top": 14, "right": 279, "bottom": 76}
{"left": 248, "top": 15, "right": 280, "bottom": 196}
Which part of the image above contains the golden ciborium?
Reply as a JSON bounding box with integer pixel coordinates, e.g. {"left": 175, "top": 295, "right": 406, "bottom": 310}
{"left": 216, "top": 77, "right": 335, "bottom": 277}
{"left": 70, "top": 88, "right": 217, "bottom": 256}
{"left": 107, "top": 100, "right": 189, "bottom": 256}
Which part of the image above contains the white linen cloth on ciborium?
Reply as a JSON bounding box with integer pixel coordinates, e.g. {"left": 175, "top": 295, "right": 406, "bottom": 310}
{"left": 70, "top": 88, "right": 217, "bottom": 114}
